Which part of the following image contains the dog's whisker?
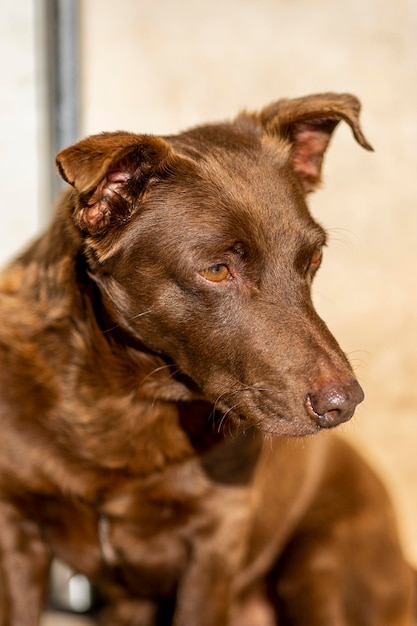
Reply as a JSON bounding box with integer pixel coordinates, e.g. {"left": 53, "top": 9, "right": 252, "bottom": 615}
{"left": 346, "top": 351, "right": 370, "bottom": 374}
{"left": 140, "top": 363, "right": 178, "bottom": 386}
{"left": 129, "top": 309, "right": 153, "bottom": 321}
{"left": 227, "top": 374, "right": 273, "bottom": 394}
{"left": 326, "top": 227, "right": 357, "bottom": 247}
{"left": 102, "top": 322, "right": 123, "bottom": 334}
{"left": 100, "top": 308, "right": 153, "bottom": 334}
{"left": 214, "top": 394, "right": 247, "bottom": 434}
{"left": 217, "top": 406, "right": 235, "bottom": 434}
{"left": 211, "top": 381, "right": 285, "bottom": 434}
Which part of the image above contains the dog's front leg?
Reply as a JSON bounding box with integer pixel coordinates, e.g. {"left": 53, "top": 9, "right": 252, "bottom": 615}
{"left": 173, "top": 546, "right": 235, "bottom": 626}
{"left": 173, "top": 488, "right": 251, "bottom": 626}
{"left": 0, "top": 500, "right": 51, "bottom": 626}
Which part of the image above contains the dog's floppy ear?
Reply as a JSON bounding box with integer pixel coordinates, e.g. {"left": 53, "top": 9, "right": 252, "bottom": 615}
{"left": 257, "top": 93, "right": 373, "bottom": 193}
{"left": 56, "top": 132, "right": 174, "bottom": 234}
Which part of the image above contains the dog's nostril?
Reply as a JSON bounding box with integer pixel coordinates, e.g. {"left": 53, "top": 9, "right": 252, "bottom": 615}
{"left": 305, "top": 380, "right": 364, "bottom": 429}
{"left": 305, "top": 393, "right": 346, "bottom": 429}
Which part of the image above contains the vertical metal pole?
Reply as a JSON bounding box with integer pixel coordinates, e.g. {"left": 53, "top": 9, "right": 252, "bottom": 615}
{"left": 37, "top": 0, "right": 80, "bottom": 215}
{"left": 36, "top": 3, "right": 94, "bottom": 611}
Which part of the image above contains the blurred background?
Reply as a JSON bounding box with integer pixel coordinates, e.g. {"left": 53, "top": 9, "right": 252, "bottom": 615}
{"left": 1, "top": 0, "right": 416, "bottom": 619}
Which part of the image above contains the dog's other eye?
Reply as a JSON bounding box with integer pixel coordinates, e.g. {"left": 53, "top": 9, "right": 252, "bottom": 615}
{"left": 200, "top": 264, "right": 231, "bottom": 283}
{"left": 309, "top": 246, "right": 323, "bottom": 274}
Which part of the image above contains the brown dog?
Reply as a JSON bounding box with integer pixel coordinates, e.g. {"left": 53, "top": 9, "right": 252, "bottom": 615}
{"left": 0, "top": 93, "right": 415, "bottom": 625}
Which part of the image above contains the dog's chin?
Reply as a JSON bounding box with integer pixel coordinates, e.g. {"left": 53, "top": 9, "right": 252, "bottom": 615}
{"left": 254, "top": 417, "right": 322, "bottom": 438}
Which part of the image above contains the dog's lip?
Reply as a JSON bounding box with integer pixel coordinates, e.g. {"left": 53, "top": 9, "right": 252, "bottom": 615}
{"left": 212, "top": 396, "right": 321, "bottom": 437}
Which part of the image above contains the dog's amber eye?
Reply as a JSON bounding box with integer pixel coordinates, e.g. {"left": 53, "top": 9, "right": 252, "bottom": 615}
{"left": 309, "top": 246, "right": 323, "bottom": 273}
{"left": 200, "top": 264, "right": 230, "bottom": 282}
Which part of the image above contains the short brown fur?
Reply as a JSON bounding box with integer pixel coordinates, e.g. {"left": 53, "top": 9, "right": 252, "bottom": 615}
{"left": 0, "top": 93, "right": 415, "bottom": 625}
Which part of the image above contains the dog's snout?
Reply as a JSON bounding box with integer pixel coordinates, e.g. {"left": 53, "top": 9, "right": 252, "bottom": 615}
{"left": 305, "top": 380, "right": 364, "bottom": 429}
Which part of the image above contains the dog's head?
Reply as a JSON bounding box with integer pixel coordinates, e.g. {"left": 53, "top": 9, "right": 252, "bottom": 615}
{"left": 56, "top": 93, "right": 371, "bottom": 436}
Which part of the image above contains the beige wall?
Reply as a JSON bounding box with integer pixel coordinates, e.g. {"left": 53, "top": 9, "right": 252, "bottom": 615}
{"left": 0, "top": 0, "right": 39, "bottom": 264}
{"left": 81, "top": 0, "right": 417, "bottom": 563}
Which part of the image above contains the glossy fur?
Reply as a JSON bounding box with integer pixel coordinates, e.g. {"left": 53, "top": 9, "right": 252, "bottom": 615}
{"left": 0, "top": 93, "right": 415, "bottom": 625}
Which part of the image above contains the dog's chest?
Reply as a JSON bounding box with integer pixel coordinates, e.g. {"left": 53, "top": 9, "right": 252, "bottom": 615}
{"left": 43, "top": 458, "right": 242, "bottom": 596}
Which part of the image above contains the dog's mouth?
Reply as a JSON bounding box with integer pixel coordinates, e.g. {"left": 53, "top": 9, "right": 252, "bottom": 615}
{"left": 212, "top": 392, "right": 322, "bottom": 438}
{"left": 211, "top": 378, "right": 363, "bottom": 438}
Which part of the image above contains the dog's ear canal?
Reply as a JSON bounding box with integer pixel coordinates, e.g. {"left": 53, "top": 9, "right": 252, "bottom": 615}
{"left": 258, "top": 93, "right": 374, "bottom": 193}
{"left": 56, "top": 132, "right": 174, "bottom": 234}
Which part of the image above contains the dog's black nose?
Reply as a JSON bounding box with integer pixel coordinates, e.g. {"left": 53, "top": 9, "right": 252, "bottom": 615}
{"left": 305, "top": 380, "right": 364, "bottom": 429}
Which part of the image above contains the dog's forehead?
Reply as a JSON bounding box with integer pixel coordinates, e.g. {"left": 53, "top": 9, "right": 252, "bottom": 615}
{"left": 163, "top": 122, "right": 317, "bottom": 238}
{"left": 169, "top": 119, "right": 291, "bottom": 172}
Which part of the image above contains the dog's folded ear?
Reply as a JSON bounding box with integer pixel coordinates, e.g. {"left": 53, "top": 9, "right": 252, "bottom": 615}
{"left": 56, "top": 132, "right": 174, "bottom": 234}
{"left": 257, "top": 93, "right": 373, "bottom": 193}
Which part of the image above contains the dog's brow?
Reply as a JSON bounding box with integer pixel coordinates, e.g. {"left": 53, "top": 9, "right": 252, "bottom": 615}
{"left": 318, "top": 231, "right": 327, "bottom": 247}
{"left": 309, "top": 225, "right": 327, "bottom": 248}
